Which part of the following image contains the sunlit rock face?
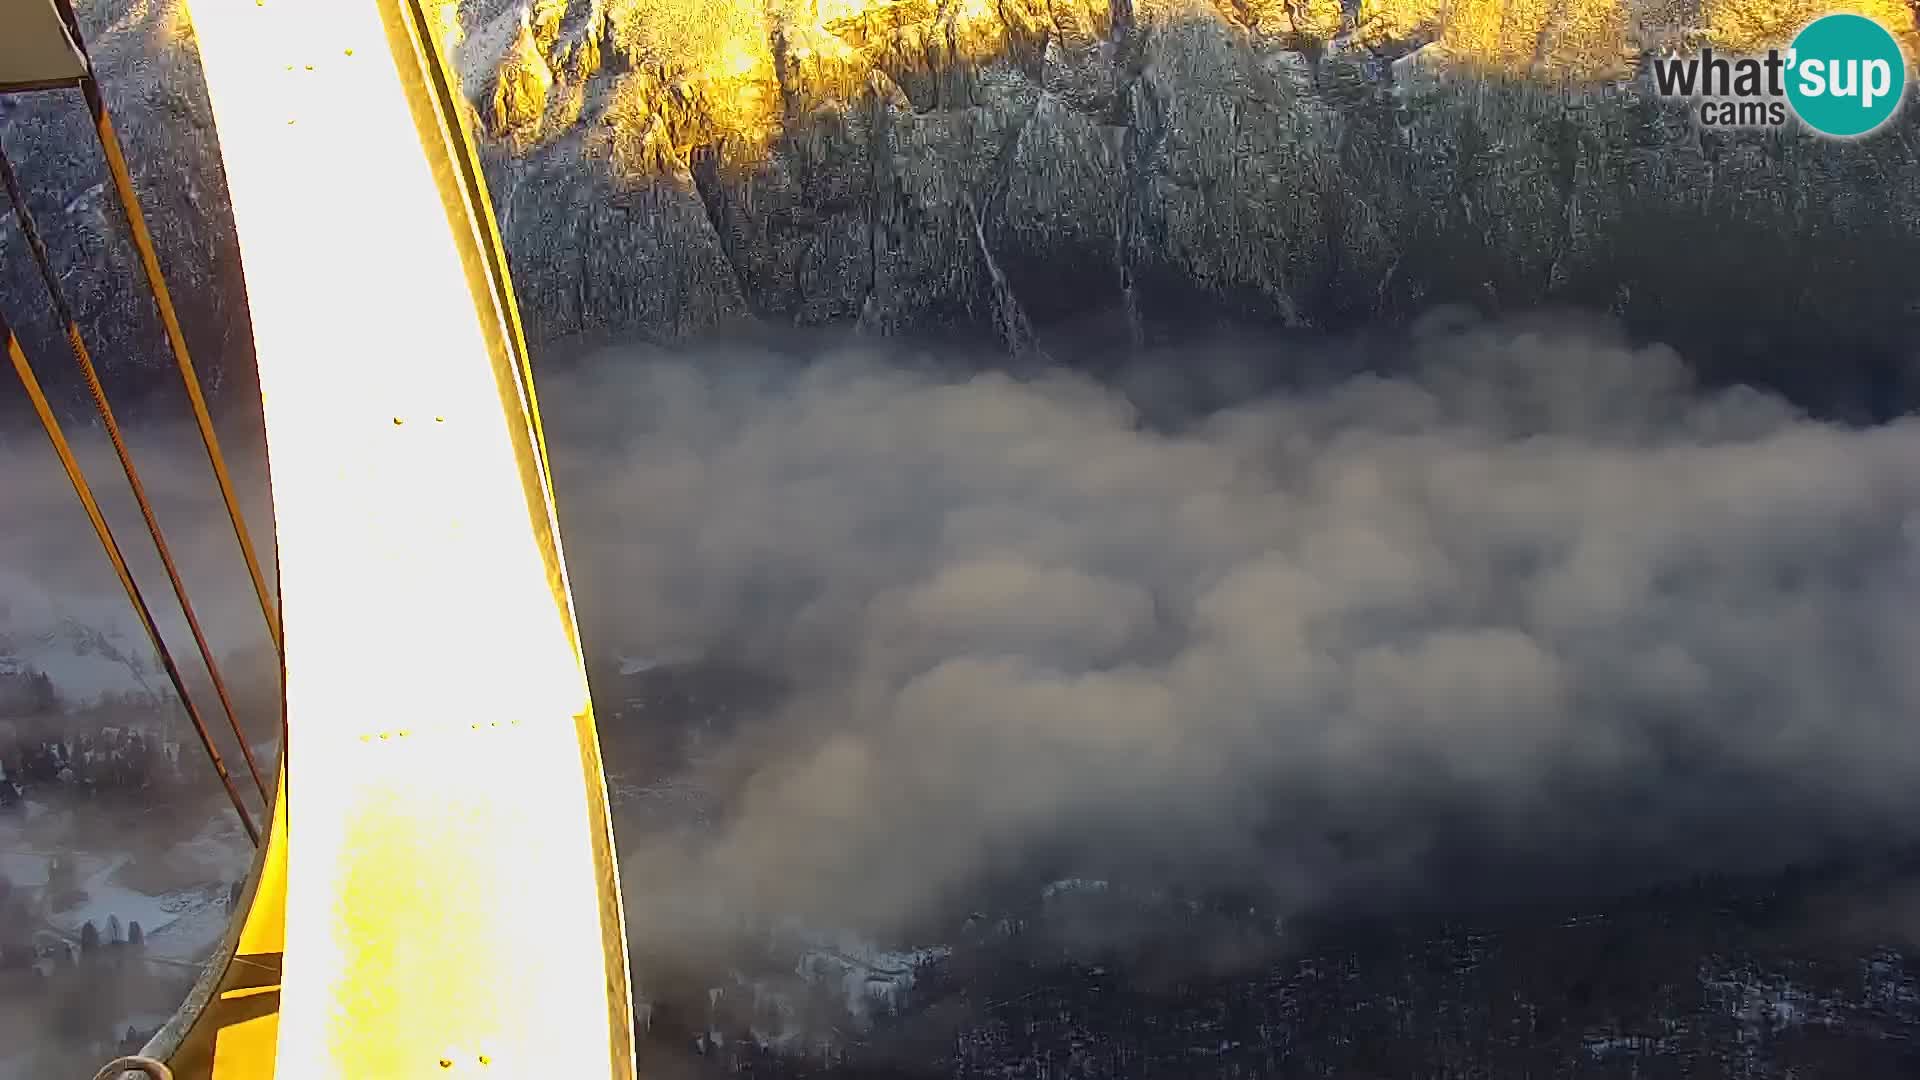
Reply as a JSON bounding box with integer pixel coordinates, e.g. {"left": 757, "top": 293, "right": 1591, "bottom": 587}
{"left": 461, "top": 0, "right": 1920, "bottom": 382}
{"left": 3, "top": 1, "right": 1918, "bottom": 410}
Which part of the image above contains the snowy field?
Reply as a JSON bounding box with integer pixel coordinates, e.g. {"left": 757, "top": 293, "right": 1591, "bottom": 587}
{"left": 0, "top": 792, "right": 252, "bottom": 1078}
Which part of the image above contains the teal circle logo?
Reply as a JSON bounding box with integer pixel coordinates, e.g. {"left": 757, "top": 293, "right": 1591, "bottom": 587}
{"left": 1786, "top": 14, "right": 1908, "bottom": 137}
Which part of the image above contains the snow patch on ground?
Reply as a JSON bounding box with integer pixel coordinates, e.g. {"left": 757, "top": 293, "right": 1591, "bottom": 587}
{"left": 0, "top": 599, "right": 160, "bottom": 704}
{"left": 616, "top": 649, "right": 703, "bottom": 676}
{"left": 725, "top": 920, "right": 953, "bottom": 1032}
{"left": 1700, "top": 961, "right": 1846, "bottom": 1040}
{"left": 47, "top": 854, "right": 175, "bottom": 936}
{"left": 1041, "top": 877, "right": 1109, "bottom": 900}
{"left": 1585, "top": 1033, "right": 1673, "bottom": 1059}
{"left": 39, "top": 823, "right": 244, "bottom": 962}
{"left": 135, "top": 885, "right": 236, "bottom": 963}
{"left": 0, "top": 845, "right": 53, "bottom": 889}
{"left": 785, "top": 927, "right": 950, "bottom": 1025}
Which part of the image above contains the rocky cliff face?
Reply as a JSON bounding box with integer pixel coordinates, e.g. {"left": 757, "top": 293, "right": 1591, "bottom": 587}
{"left": 0, "top": 1, "right": 248, "bottom": 419}
{"left": 3, "top": 1, "right": 1917, "bottom": 412}
{"left": 459, "top": 0, "right": 1920, "bottom": 395}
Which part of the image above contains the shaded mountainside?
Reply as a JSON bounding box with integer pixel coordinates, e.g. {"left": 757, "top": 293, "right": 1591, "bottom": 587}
{"left": 594, "top": 663, "right": 1920, "bottom": 1079}
{"left": 4, "top": 1, "right": 1920, "bottom": 416}
{"left": 624, "top": 864, "right": 1920, "bottom": 1079}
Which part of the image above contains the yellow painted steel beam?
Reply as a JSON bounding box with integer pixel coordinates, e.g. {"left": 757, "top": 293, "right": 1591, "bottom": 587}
{"left": 182, "top": 0, "right": 635, "bottom": 1076}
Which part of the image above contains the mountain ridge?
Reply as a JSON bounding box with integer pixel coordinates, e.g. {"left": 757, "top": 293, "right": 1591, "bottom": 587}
{"left": 1, "top": 0, "right": 1915, "bottom": 415}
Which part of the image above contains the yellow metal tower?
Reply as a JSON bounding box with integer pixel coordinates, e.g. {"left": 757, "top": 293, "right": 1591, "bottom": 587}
{"left": 3, "top": 1, "right": 636, "bottom": 1075}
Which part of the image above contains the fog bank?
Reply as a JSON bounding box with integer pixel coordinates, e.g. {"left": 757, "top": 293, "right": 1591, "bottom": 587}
{"left": 8, "top": 309, "right": 1920, "bottom": 954}
{"left": 541, "top": 312, "right": 1920, "bottom": 947}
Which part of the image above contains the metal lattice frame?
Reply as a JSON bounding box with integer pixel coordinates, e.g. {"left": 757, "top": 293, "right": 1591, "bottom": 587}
{"left": 0, "top": 0, "right": 280, "bottom": 845}
{"left": 6, "top": 1, "right": 635, "bottom": 1072}
{"left": 151, "top": 0, "right": 635, "bottom": 1074}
